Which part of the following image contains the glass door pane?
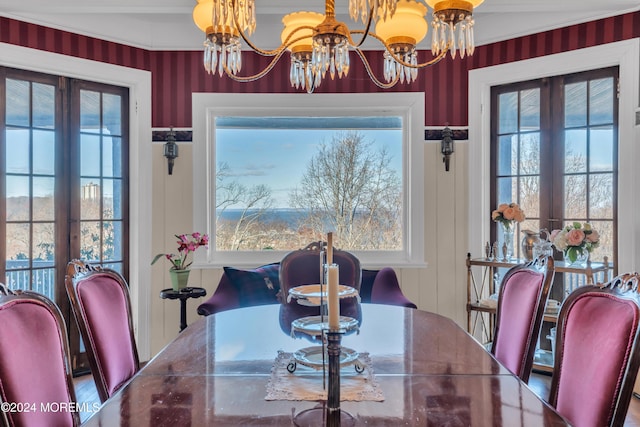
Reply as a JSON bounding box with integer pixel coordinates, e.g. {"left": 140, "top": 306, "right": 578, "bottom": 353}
{"left": 4, "top": 77, "right": 58, "bottom": 300}
{"left": 561, "top": 75, "right": 616, "bottom": 264}
{"left": 493, "top": 87, "right": 542, "bottom": 259}
{"left": 78, "top": 89, "right": 126, "bottom": 273}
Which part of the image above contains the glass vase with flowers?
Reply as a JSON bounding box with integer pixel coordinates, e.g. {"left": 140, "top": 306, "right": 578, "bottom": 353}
{"left": 491, "top": 203, "right": 526, "bottom": 260}
{"left": 550, "top": 222, "right": 599, "bottom": 266}
{"left": 152, "top": 232, "right": 209, "bottom": 291}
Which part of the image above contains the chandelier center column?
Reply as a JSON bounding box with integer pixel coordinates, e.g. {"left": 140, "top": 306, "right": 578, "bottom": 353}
{"left": 325, "top": 0, "right": 336, "bottom": 18}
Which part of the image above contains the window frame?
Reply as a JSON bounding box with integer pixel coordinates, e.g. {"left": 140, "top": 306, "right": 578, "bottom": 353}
{"left": 469, "top": 39, "right": 640, "bottom": 273}
{"left": 489, "top": 68, "right": 619, "bottom": 264}
{"left": 192, "top": 92, "right": 426, "bottom": 268}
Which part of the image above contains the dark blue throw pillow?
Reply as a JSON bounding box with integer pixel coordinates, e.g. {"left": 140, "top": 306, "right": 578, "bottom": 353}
{"left": 223, "top": 263, "right": 281, "bottom": 307}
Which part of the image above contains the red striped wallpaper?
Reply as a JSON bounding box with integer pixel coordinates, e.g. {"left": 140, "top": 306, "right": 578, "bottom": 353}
{"left": 0, "top": 17, "right": 152, "bottom": 70}
{"left": 1, "top": 12, "right": 638, "bottom": 127}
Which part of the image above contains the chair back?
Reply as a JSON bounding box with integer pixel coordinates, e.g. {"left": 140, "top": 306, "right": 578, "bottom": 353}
{"left": 369, "top": 267, "right": 417, "bottom": 308}
{"left": 65, "top": 260, "right": 139, "bottom": 403}
{"left": 548, "top": 273, "right": 640, "bottom": 427}
{"left": 279, "top": 241, "right": 361, "bottom": 301}
{"left": 0, "top": 288, "right": 79, "bottom": 427}
{"left": 491, "top": 255, "right": 554, "bottom": 382}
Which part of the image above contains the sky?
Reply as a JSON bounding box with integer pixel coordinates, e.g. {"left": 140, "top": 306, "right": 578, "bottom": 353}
{"left": 215, "top": 117, "right": 404, "bottom": 208}
{"left": 6, "top": 129, "right": 118, "bottom": 198}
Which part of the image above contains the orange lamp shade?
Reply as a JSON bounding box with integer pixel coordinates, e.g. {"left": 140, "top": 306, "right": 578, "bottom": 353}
{"left": 281, "top": 12, "right": 324, "bottom": 53}
{"left": 375, "top": 0, "right": 428, "bottom": 45}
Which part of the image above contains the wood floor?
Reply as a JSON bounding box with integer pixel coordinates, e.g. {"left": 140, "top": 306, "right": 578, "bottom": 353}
{"left": 74, "top": 372, "right": 640, "bottom": 424}
{"left": 73, "top": 374, "right": 100, "bottom": 422}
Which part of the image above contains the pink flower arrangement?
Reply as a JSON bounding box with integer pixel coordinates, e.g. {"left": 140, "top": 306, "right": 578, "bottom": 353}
{"left": 550, "top": 222, "right": 599, "bottom": 263}
{"left": 152, "top": 232, "right": 209, "bottom": 270}
{"left": 492, "top": 203, "right": 526, "bottom": 229}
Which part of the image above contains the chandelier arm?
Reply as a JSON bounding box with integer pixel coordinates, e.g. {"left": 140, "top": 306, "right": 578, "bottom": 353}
{"left": 235, "top": 31, "right": 280, "bottom": 56}
{"left": 351, "top": 31, "right": 451, "bottom": 69}
{"left": 230, "top": 4, "right": 277, "bottom": 56}
{"left": 232, "top": 7, "right": 317, "bottom": 58}
{"left": 353, "top": 48, "right": 400, "bottom": 89}
{"left": 348, "top": 4, "right": 376, "bottom": 48}
{"left": 407, "top": 46, "right": 449, "bottom": 69}
{"left": 228, "top": 0, "right": 308, "bottom": 57}
{"left": 222, "top": 47, "right": 290, "bottom": 82}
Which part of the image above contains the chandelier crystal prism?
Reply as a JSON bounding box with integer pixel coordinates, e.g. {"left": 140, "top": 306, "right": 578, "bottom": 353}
{"left": 192, "top": 0, "right": 483, "bottom": 93}
{"left": 426, "top": 0, "right": 483, "bottom": 59}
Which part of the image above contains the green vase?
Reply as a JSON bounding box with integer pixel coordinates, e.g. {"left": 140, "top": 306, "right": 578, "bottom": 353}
{"left": 169, "top": 269, "right": 190, "bottom": 291}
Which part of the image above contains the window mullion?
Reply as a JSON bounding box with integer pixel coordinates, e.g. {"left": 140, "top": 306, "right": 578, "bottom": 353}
{"left": 547, "top": 76, "right": 565, "bottom": 231}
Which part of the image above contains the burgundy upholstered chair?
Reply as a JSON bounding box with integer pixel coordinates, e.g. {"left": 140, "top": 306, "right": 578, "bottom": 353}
{"left": 0, "top": 288, "right": 80, "bottom": 427}
{"left": 548, "top": 273, "right": 640, "bottom": 427}
{"left": 196, "top": 265, "right": 416, "bottom": 315}
{"left": 65, "top": 260, "right": 140, "bottom": 403}
{"left": 279, "top": 241, "right": 362, "bottom": 303}
{"left": 370, "top": 267, "right": 417, "bottom": 309}
{"left": 491, "top": 255, "right": 555, "bottom": 383}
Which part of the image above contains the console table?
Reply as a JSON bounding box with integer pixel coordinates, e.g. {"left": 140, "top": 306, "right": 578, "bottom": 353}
{"left": 466, "top": 253, "right": 611, "bottom": 372}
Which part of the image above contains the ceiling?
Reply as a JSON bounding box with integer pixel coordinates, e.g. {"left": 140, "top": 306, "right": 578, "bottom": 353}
{"left": 0, "top": 0, "right": 638, "bottom": 51}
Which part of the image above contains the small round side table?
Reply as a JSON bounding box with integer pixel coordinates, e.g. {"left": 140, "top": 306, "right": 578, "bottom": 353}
{"left": 160, "top": 287, "right": 207, "bottom": 332}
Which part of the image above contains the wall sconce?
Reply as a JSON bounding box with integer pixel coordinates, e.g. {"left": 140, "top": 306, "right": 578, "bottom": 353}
{"left": 441, "top": 126, "right": 454, "bottom": 172}
{"left": 164, "top": 127, "right": 179, "bottom": 175}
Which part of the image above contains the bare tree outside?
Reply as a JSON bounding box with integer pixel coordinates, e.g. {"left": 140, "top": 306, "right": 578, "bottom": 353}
{"left": 215, "top": 162, "right": 277, "bottom": 250}
{"left": 289, "top": 131, "right": 402, "bottom": 250}
{"left": 502, "top": 135, "right": 614, "bottom": 263}
{"left": 563, "top": 149, "right": 614, "bottom": 262}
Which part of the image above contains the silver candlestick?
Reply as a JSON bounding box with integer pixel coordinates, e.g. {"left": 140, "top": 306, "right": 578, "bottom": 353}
{"left": 326, "top": 330, "right": 342, "bottom": 426}
{"left": 292, "top": 329, "right": 355, "bottom": 427}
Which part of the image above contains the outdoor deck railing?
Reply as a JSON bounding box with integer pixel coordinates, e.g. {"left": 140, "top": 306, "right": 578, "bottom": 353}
{"left": 5, "top": 261, "right": 57, "bottom": 300}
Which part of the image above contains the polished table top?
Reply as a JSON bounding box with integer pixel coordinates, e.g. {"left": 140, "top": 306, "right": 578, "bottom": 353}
{"left": 83, "top": 304, "right": 569, "bottom": 426}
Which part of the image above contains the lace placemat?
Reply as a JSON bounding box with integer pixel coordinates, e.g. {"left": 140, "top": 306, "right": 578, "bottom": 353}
{"left": 265, "top": 350, "right": 384, "bottom": 402}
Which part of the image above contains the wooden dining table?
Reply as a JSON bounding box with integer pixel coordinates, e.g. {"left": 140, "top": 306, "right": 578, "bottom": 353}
{"left": 82, "top": 303, "right": 569, "bottom": 426}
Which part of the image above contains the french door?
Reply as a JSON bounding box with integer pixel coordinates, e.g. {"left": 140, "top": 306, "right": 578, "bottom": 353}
{"left": 491, "top": 67, "right": 618, "bottom": 277}
{"left": 1, "top": 66, "right": 129, "bottom": 372}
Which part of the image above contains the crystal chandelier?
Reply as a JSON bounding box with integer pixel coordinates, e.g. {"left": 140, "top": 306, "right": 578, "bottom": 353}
{"left": 192, "top": 0, "right": 483, "bottom": 93}
{"left": 426, "top": 0, "right": 482, "bottom": 58}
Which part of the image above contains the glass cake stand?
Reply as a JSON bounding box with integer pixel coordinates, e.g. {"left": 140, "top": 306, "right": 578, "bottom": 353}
{"left": 290, "top": 315, "right": 359, "bottom": 338}
{"left": 287, "top": 345, "right": 364, "bottom": 373}
{"left": 287, "top": 311, "right": 363, "bottom": 373}
{"left": 287, "top": 284, "right": 360, "bottom": 306}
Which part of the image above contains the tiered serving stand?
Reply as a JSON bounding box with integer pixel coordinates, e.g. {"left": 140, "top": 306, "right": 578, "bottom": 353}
{"left": 286, "top": 284, "right": 363, "bottom": 373}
